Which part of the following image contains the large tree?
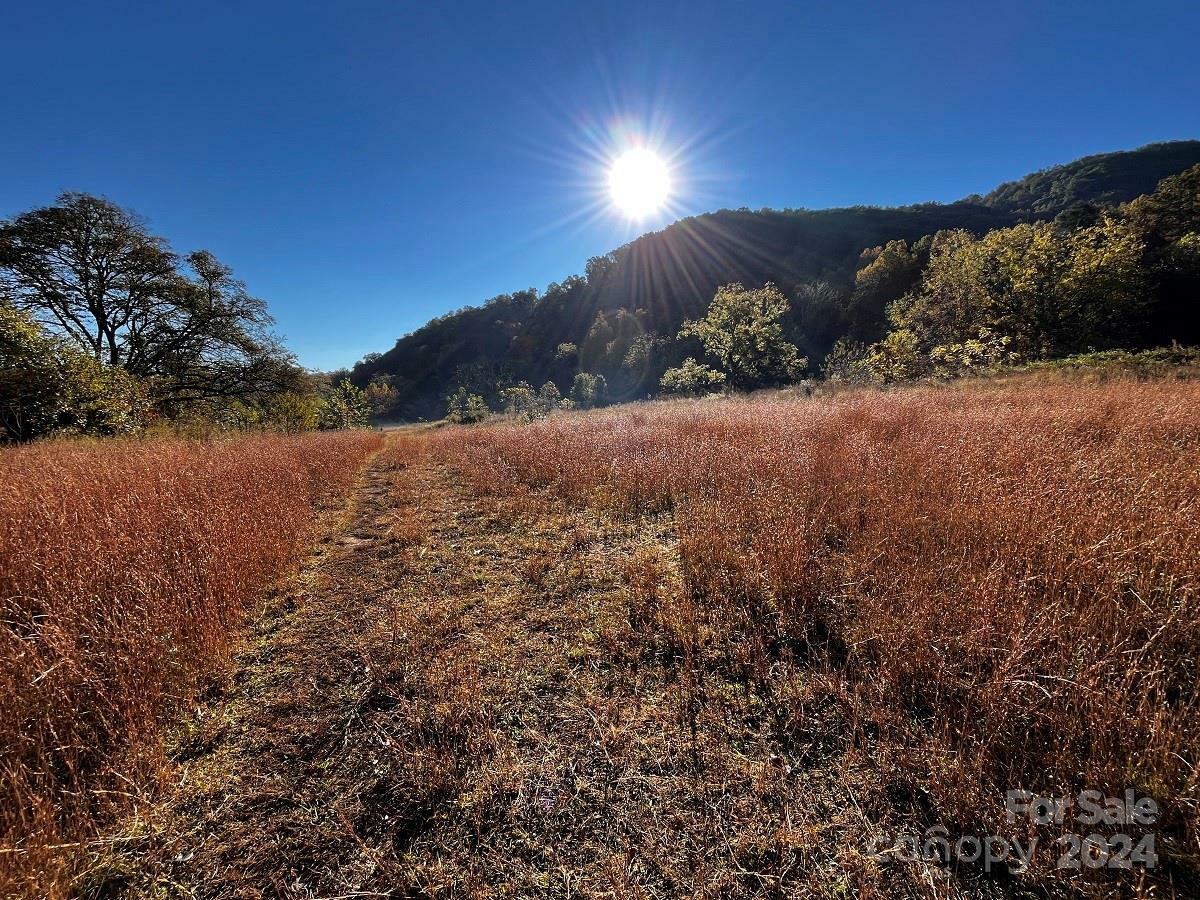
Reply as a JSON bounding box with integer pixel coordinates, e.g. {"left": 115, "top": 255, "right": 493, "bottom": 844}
{"left": 1127, "top": 164, "right": 1200, "bottom": 345}
{"left": 845, "top": 238, "right": 929, "bottom": 341}
{"left": 0, "top": 192, "right": 297, "bottom": 408}
{"left": 679, "top": 283, "right": 807, "bottom": 389}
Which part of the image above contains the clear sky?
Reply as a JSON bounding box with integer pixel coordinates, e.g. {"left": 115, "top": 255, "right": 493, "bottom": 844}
{"left": 3, "top": 1, "right": 1198, "bottom": 370}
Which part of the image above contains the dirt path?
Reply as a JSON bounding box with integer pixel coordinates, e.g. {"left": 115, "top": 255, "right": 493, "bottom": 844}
{"left": 85, "top": 441, "right": 661, "bottom": 897}
{"left": 93, "top": 438, "right": 869, "bottom": 899}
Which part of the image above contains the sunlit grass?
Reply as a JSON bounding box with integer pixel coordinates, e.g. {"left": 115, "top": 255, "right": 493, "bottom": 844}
{"left": 429, "top": 375, "right": 1200, "bottom": 888}
{"left": 0, "top": 430, "right": 382, "bottom": 893}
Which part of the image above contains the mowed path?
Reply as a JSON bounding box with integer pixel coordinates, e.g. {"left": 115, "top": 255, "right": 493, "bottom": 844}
{"left": 100, "top": 438, "right": 741, "bottom": 898}
{"left": 104, "top": 436, "right": 867, "bottom": 899}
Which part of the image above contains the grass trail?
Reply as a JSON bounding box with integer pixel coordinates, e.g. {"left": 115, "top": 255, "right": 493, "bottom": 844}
{"left": 91, "top": 389, "right": 1196, "bottom": 898}
{"left": 99, "top": 439, "right": 860, "bottom": 897}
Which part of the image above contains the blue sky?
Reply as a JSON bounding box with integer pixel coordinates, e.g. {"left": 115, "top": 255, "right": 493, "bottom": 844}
{"left": 3, "top": 1, "right": 1198, "bottom": 370}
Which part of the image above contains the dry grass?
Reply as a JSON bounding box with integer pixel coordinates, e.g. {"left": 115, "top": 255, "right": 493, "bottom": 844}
{"left": 23, "top": 378, "right": 1199, "bottom": 898}
{"left": 0, "top": 430, "right": 382, "bottom": 894}
{"left": 100, "top": 434, "right": 685, "bottom": 897}
{"left": 427, "top": 375, "right": 1200, "bottom": 892}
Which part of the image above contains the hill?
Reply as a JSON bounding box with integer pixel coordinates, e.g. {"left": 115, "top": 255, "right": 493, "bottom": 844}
{"left": 351, "top": 140, "right": 1200, "bottom": 420}
{"left": 980, "top": 140, "right": 1200, "bottom": 213}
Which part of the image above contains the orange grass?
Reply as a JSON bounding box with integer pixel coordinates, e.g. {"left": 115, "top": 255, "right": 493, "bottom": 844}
{"left": 429, "top": 378, "right": 1200, "bottom": 873}
{"left": 0, "top": 430, "right": 382, "bottom": 891}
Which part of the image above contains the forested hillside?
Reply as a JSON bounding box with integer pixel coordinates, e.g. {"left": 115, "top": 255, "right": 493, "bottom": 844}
{"left": 351, "top": 141, "right": 1200, "bottom": 419}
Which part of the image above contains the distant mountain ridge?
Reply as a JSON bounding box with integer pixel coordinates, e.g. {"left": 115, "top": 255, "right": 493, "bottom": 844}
{"left": 352, "top": 140, "right": 1200, "bottom": 420}
{"left": 979, "top": 141, "right": 1200, "bottom": 213}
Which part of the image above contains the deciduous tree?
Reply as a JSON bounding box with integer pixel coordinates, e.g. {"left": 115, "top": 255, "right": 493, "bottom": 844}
{"left": 679, "top": 283, "right": 806, "bottom": 389}
{"left": 0, "top": 193, "right": 296, "bottom": 410}
{"left": 0, "top": 299, "right": 145, "bottom": 441}
{"left": 569, "top": 372, "right": 608, "bottom": 408}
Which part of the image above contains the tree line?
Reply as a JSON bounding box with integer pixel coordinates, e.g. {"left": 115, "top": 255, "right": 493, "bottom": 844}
{"left": 7, "top": 145, "right": 1198, "bottom": 438}
{"left": 826, "top": 163, "right": 1200, "bottom": 382}
{"left": 429, "top": 162, "right": 1200, "bottom": 421}
{"left": 350, "top": 141, "right": 1200, "bottom": 419}
{"left": 0, "top": 193, "right": 377, "bottom": 441}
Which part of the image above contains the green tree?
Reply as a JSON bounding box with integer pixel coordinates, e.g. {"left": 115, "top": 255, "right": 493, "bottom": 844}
{"left": 858, "top": 329, "right": 926, "bottom": 383}
{"left": 1, "top": 300, "right": 146, "bottom": 441}
{"left": 260, "top": 391, "right": 323, "bottom": 432}
{"left": 792, "top": 279, "right": 848, "bottom": 361}
{"left": 846, "top": 239, "right": 928, "bottom": 340}
{"left": 538, "top": 381, "right": 563, "bottom": 410}
{"left": 318, "top": 380, "right": 371, "bottom": 430}
{"left": 659, "top": 357, "right": 727, "bottom": 395}
{"left": 0, "top": 193, "right": 297, "bottom": 411}
{"left": 928, "top": 328, "right": 1015, "bottom": 378}
{"left": 569, "top": 372, "right": 608, "bottom": 408}
{"left": 1126, "top": 163, "right": 1200, "bottom": 245}
{"left": 445, "top": 387, "right": 489, "bottom": 424}
{"left": 1057, "top": 217, "right": 1149, "bottom": 348}
{"left": 500, "top": 382, "right": 541, "bottom": 420}
{"left": 890, "top": 221, "right": 1147, "bottom": 361}
{"left": 679, "top": 283, "right": 807, "bottom": 389}
{"left": 1126, "top": 165, "right": 1200, "bottom": 345}
{"left": 580, "top": 311, "right": 615, "bottom": 373}
{"left": 499, "top": 381, "right": 568, "bottom": 420}
{"left": 821, "top": 339, "right": 871, "bottom": 383}
{"left": 364, "top": 374, "right": 398, "bottom": 418}
{"left": 886, "top": 230, "right": 998, "bottom": 352}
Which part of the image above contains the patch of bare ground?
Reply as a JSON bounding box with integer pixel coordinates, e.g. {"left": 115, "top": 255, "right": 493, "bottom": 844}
{"left": 88, "top": 436, "right": 939, "bottom": 899}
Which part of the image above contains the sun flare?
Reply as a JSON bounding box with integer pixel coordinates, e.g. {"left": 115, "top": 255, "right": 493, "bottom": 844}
{"left": 608, "top": 148, "right": 671, "bottom": 219}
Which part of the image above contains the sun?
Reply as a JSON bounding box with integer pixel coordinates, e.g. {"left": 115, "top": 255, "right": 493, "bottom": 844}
{"left": 608, "top": 148, "right": 671, "bottom": 219}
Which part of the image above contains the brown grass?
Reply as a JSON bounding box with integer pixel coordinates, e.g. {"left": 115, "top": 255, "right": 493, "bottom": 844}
{"left": 13, "top": 378, "right": 1198, "bottom": 897}
{"left": 427, "top": 375, "right": 1200, "bottom": 890}
{"left": 0, "top": 430, "right": 382, "bottom": 893}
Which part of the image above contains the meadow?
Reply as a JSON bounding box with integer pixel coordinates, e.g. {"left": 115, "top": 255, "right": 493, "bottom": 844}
{"left": 4, "top": 374, "right": 1200, "bottom": 898}
{"left": 0, "top": 431, "right": 383, "bottom": 892}
{"left": 428, "top": 376, "right": 1200, "bottom": 888}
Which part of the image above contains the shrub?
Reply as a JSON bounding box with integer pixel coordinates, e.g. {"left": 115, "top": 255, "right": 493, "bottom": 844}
{"left": 659, "top": 357, "right": 726, "bottom": 395}
{"left": 500, "top": 381, "right": 568, "bottom": 421}
{"left": 445, "top": 386, "right": 490, "bottom": 424}
{"left": 500, "top": 382, "right": 540, "bottom": 420}
{"left": 820, "top": 338, "right": 871, "bottom": 383}
{"left": 0, "top": 301, "right": 147, "bottom": 441}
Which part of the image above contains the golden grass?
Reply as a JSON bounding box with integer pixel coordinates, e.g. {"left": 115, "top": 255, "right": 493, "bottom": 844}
{"left": 0, "top": 430, "right": 382, "bottom": 893}
{"left": 428, "top": 376, "right": 1200, "bottom": 886}
{"left": 9, "top": 377, "right": 1198, "bottom": 897}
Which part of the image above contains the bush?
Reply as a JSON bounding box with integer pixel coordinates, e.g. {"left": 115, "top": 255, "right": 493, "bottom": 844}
{"left": 821, "top": 339, "right": 871, "bottom": 383}
{"left": 0, "top": 301, "right": 147, "bottom": 442}
{"left": 500, "top": 381, "right": 568, "bottom": 421}
{"left": 1023, "top": 344, "right": 1200, "bottom": 379}
{"left": 445, "top": 387, "right": 490, "bottom": 424}
{"left": 659, "top": 357, "right": 727, "bottom": 395}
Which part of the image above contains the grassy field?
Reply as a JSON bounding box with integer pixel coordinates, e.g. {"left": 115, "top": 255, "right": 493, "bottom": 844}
{"left": 4, "top": 375, "right": 1199, "bottom": 898}
{"left": 428, "top": 377, "right": 1200, "bottom": 894}
{"left": 0, "top": 431, "right": 384, "bottom": 894}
